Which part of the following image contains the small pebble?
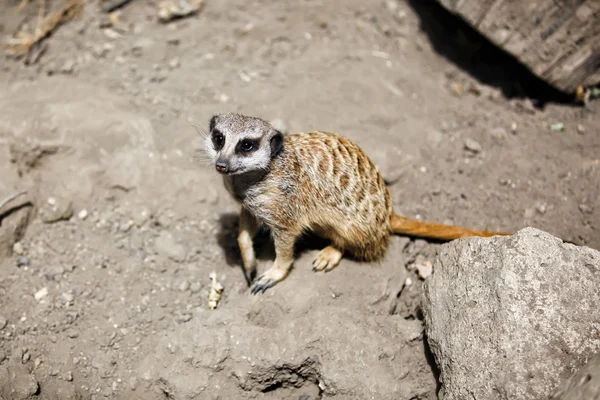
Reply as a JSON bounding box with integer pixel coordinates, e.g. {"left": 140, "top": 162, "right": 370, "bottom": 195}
{"left": 168, "top": 57, "right": 180, "bottom": 69}
{"left": 13, "top": 242, "right": 25, "bottom": 256}
{"left": 464, "top": 138, "right": 482, "bottom": 154}
{"left": 536, "top": 203, "right": 547, "bottom": 214}
{"left": 577, "top": 124, "right": 585, "bottom": 134}
{"left": 65, "top": 371, "right": 73, "bottom": 381}
{"left": 0, "top": 351, "right": 6, "bottom": 363}
{"left": 22, "top": 352, "right": 31, "bottom": 363}
{"left": 78, "top": 209, "right": 89, "bottom": 220}
{"left": 510, "top": 122, "right": 518, "bottom": 133}
{"left": 34, "top": 287, "right": 48, "bottom": 301}
{"left": 129, "top": 377, "right": 138, "bottom": 391}
{"left": 178, "top": 281, "right": 190, "bottom": 292}
{"left": 16, "top": 256, "right": 30, "bottom": 267}
{"left": 50, "top": 369, "right": 59, "bottom": 376}
{"left": 0, "top": 316, "right": 7, "bottom": 330}
{"left": 67, "top": 330, "right": 79, "bottom": 339}
{"left": 34, "top": 358, "right": 42, "bottom": 368}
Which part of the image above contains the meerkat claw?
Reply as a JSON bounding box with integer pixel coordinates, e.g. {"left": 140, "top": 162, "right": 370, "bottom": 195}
{"left": 243, "top": 268, "right": 257, "bottom": 286}
{"left": 251, "top": 279, "right": 274, "bottom": 295}
{"left": 312, "top": 246, "right": 343, "bottom": 273}
{"left": 250, "top": 266, "right": 289, "bottom": 294}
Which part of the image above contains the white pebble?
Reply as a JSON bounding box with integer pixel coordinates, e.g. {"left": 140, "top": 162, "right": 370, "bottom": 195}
{"left": 34, "top": 287, "right": 48, "bottom": 302}
{"left": 13, "top": 242, "right": 24, "bottom": 255}
{"left": 77, "top": 209, "right": 88, "bottom": 220}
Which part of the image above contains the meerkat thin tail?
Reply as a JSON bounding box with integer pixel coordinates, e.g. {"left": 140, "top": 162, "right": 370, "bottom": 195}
{"left": 390, "top": 213, "right": 510, "bottom": 241}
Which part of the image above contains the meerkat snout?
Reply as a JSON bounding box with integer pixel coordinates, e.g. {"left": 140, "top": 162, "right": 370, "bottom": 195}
{"left": 205, "top": 113, "right": 285, "bottom": 175}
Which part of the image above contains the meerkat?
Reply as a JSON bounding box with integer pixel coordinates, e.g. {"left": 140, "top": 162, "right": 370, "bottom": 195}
{"left": 204, "top": 113, "right": 509, "bottom": 294}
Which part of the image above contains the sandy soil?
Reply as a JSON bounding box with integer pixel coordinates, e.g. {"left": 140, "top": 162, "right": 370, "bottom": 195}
{"left": 0, "top": 0, "right": 598, "bottom": 399}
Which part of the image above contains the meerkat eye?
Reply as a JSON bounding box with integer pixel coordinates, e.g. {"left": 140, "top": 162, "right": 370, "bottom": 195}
{"left": 211, "top": 130, "right": 225, "bottom": 149}
{"left": 237, "top": 139, "right": 259, "bottom": 153}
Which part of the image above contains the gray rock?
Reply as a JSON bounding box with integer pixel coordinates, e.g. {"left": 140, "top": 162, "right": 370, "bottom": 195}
{"left": 423, "top": 227, "right": 600, "bottom": 400}
{"left": 0, "top": 361, "right": 40, "bottom": 399}
{"left": 463, "top": 138, "right": 482, "bottom": 153}
{"left": 550, "top": 354, "right": 600, "bottom": 400}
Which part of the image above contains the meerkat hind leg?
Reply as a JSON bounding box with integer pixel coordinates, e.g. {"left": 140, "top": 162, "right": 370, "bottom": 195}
{"left": 251, "top": 230, "right": 297, "bottom": 294}
{"left": 312, "top": 245, "right": 343, "bottom": 272}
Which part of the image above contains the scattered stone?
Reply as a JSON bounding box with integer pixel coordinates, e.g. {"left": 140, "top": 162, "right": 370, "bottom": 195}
{"left": 0, "top": 316, "right": 7, "bottom": 330}
{"left": 65, "top": 371, "right": 73, "bottom": 381}
{"left": 34, "top": 357, "right": 42, "bottom": 368}
{"left": 43, "top": 201, "right": 74, "bottom": 224}
{"left": 34, "top": 287, "right": 48, "bottom": 301}
{"left": 13, "top": 242, "right": 24, "bottom": 255}
{"left": 490, "top": 127, "right": 507, "bottom": 140}
{"left": 463, "top": 138, "right": 482, "bottom": 154}
{"left": 510, "top": 121, "right": 518, "bottom": 133}
{"left": 16, "top": 256, "right": 30, "bottom": 267}
{"left": 576, "top": 124, "right": 585, "bottom": 134}
{"left": 551, "top": 122, "right": 565, "bottom": 132}
{"left": 423, "top": 228, "right": 600, "bottom": 400}
{"left": 0, "top": 351, "right": 6, "bottom": 363}
{"left": 67, "top": 330, "right": 79, "bottom": 339}
{"left": 78, "top": 209, "right": 89, "bottom": 220}
{"left": 535, "top": 202, "right": 547, "bottom": 214}
{"left": 60, "top": 60, "right": 75, "bottom": 74}
{"left": 178, "top": 281, "right": 190, "bottom": 292}
{"left": 415, "top": 260, "right": 433, "bottom": 279}
{"left": 154, "top": 231, "right": 187, "bottom": 262}
{"left": 119, "top": 220, "right": 135, "bottom": 232}
{"left": 168, "top": 57, "right": 180, "bottom": 69}
{"left": 129, "top": 377, "right": 138, "bottom": 391}
{"left": 61, "top": 292, "right": 75, "bottom": 305}
{"left": 579, "top": 203, "right": 592, "bottom": 214}
{"left": 22, "top": 351, "right": 30, "bottom": 363}
{"left": 157, "top": 0, "right": 205, "bottom": 23}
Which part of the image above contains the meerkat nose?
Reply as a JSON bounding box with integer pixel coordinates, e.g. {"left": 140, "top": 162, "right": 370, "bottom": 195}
{"left": 215, "top": 160, "right": 228, "bottom": 173}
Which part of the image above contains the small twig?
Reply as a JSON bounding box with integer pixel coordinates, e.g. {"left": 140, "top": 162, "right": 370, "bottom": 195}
{"left": 0, "top": 191, "right": 27, "bottom": 213}
{"left": 102, "top": 0, "right": 133, "bottom": 13}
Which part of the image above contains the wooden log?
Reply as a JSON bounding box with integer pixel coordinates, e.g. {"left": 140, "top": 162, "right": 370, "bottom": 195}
{"left": 436, "top": 0, "right": 600, "bottom": 94}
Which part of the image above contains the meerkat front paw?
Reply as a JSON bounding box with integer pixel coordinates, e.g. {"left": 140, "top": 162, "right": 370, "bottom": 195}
{"left": 251, "top": 265, "right": 289, "bottom": 294}
{"left": 312, "top": 246, "right": 343, "bottom": 272}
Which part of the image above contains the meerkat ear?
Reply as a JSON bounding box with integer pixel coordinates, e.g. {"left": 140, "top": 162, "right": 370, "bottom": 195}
{"left": 270, "top": 131, "right": 284, "bottom": 157}
{"left": 209, "top": 115, "right": 217, "bottom": 131}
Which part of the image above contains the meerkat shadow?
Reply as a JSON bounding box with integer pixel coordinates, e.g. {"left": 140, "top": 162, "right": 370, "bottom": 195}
{"left": 216, "top": 212, "right": 335, "bottom": 270}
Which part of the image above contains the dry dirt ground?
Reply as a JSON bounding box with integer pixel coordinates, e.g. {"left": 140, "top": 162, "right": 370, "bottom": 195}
{"left": 0, "top": 0, "right": 598, "bottom": 399}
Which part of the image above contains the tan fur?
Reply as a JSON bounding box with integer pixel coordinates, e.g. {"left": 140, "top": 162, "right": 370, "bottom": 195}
{"left": 205, "top": 113, "right": 509, "bottom": 293}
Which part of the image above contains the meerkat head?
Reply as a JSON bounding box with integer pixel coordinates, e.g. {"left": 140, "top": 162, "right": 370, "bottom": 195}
{"left": 205, "top": 113, "right": 284, "bottom": 175}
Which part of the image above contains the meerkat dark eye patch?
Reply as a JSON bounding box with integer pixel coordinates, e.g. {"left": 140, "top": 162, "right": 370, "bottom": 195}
{"left": 236, "top": 138, "right": 260, "bottom": 154}
{"left": 211, "top": 129, "right": 225, "bottom": 150}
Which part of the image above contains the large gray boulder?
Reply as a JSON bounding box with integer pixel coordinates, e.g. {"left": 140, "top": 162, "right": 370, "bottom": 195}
{"left": 423, "top": 227, "right": 600, "bottom": 400}
{"left": 550, "top": 353, "right": 600, "bottom": 400}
